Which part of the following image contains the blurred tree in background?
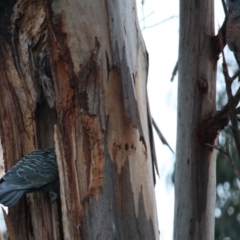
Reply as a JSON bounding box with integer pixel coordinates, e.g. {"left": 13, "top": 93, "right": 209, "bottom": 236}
{"left": 215, "top": 87, "right": 240, "bottom": 240}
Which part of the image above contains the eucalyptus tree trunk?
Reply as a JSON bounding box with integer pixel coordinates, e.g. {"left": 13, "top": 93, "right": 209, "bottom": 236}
{"left": 0, "top": 0, "right": 158, "bottom": 239}
{"left": 174, "top": 0, "right": 217, "bottom": 239}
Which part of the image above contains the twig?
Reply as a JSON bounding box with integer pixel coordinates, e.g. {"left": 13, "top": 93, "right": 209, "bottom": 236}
{"left": 230, "top": 69, "right": 240, "bottom": 82}
{"left": 205, "top": 142, "right": 240, "bottom": 181}
{"left": 220, "top": 85, "right": 240, "bottom": 114}
{"left": 152, "top": 118, "right": 174, "bottom": 153}
{"left": 217, "top": 83, "right": 240, "bottom": 114}
{"left": 139, "top": 11, "right": 155, "bottom": 22}
{"left": 142, "top": 15, "right": 177, "bottom": 31}
{"left": 170, "top": 61, "right": 178, "bottom": 82}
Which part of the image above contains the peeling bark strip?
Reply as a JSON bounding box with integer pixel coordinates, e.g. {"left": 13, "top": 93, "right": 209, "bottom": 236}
{"left": 0, "top": 0, "right": 158, "bottom": 239}
{"left": 107, "top": 1, "right": 144, "bottom": 134}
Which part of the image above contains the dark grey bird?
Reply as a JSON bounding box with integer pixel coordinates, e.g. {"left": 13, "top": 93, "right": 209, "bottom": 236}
{"left": 0, "top": 148, "right": 58, "bottom": 207}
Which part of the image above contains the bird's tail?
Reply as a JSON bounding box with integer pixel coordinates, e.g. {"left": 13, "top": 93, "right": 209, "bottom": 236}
{"left": 0, "top": 187, "right": 26, "bottom": 207}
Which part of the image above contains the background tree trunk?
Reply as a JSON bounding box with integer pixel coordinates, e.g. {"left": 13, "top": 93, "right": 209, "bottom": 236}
{"left": 0, "top": 0, "right": 158, "bottom": 239}
{"left": 174, "top": 0, "right": 217, "bottom": 239}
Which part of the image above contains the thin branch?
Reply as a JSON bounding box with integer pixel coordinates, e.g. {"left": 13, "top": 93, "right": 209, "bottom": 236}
{"left": 139, "top": 11, "right": 154, "bottom": 22}
{"left": 218, "top": 83, "right": 240, "bottom": 114}
{"left": 230, "top": 69, "right": 240, "bottom": 82}
{"left": 152, "top": 118, "right": 174, "bottom": 153}
{"left": 142, "top": 15, "right": 177, "bottom": 31}
{"left": 205, "top": 142, "right": 240, "bottom": 181}
{"left": 170, "top": 61, "right": 178, "bottom": 82}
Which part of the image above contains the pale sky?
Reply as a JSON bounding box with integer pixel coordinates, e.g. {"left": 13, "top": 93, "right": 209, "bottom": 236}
{"left": 136, "top": 1, "right": 178, "bottom": 239}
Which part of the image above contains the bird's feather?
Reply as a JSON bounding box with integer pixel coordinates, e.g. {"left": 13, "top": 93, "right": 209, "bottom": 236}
{"left": 0, "top": 148, "right": 58, "bottom": 207}
{"left": 3, "top": 148, "right": 57, "bottom": 188}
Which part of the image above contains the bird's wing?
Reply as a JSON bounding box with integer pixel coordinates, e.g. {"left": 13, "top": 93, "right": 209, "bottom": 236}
{"left": 3, "top": 148, "right": 58, "bottom": 189}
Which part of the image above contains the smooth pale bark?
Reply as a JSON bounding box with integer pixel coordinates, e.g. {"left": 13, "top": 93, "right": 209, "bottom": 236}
{"left": 0, "top": 0, "right": 158, "bottom": 239}
{"left": 174, "top": 0, "right": 217, "bottom": 239}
